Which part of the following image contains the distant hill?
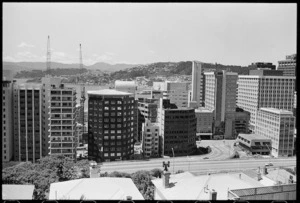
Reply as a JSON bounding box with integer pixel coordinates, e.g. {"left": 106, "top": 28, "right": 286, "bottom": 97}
{"left": 110, "top": 61, "right": 253, "bottom": 80}
{"left": 3, "top": 61, "right": 137, "bottom": 74}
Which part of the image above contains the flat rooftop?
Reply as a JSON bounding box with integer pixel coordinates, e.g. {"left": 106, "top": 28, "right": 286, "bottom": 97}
{"left": 259, "top": 108, "right": 293, "bottom": 115}
{"left": 87, "top": 89, "right": 133, "bottom": 96}
{"left": 238, "top": 133, "right": 271, "bottom": 141}
{"left": 195, "top": 107, "right": 214, "bottom": 113}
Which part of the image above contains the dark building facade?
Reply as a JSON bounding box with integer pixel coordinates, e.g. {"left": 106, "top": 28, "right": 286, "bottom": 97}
{"left": 87, "top": 89, "right": 136, "bottom": 162}
{"left": 158, "top": 99, "right": 196, "bottom": 157}
{"left": 249, "top": 62, "right": 276, "bottom": 70}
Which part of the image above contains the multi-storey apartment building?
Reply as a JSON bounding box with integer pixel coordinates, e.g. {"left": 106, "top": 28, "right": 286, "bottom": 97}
{"left": 2, "top": 78, "right": 15, "bottom": 162}
{"left": 195, "top": 108, "right": 214, "bottom": 140}
{"left": 142, "top": 119, "right": 159, "bottom": 158}
{"left": 237, "top": 74, "right": 295, "bottom": 131}
{"left": 189, "top": 61, "right": 204, "bottom": 108}
{"left": 158, "top": 98, "right": 196, "bottom": 157}
{"left": 87, "top": 89, "right": 136, "bottom": 162}
{"left": 256, "top": 108, "right": 295, "bottom": 157}
{"left": 48, "top": 84, "right": 77, "bottom": 159}
{"left": 13, "top": 83, "right": 43, "bottom": 162}
{"left": 204, "top": 71, "right": 238, "bottom": 138}
{"left": 277, "top": 54, "right": 296, "bottom": 76}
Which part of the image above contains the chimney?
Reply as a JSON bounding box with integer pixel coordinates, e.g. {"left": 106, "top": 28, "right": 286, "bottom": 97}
{"left": 162, "top": 171, "right": 171, "bottom": 188}
{"left": 209, "top": 189, "right": 217, "bottom": 200}
{"left": 89, "top": 161, "right": 99, "bottom": 178}
{"left": 257, "top": 167, "right": 262, "bottom": 181}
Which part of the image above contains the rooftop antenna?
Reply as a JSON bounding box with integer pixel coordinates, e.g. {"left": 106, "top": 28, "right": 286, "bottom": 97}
{"left": 46, "top": 35, "right": 51, "bottom": 75}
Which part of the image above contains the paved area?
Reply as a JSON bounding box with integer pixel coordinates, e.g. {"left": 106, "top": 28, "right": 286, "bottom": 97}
{"left": 197, "top": 140, "right": 236, "bottom": 160}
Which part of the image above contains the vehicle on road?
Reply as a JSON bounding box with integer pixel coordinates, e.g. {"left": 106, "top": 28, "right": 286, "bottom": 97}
{"left": 265, "top": 162, "right": 273, "bottom": 166}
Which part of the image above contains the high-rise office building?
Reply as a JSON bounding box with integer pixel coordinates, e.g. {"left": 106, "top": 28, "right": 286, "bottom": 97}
{"left": 204, "top": 71, "right": 238, "bottom": 138}
{"left": 237, "top": 74, "right": 295, "bottom": 132}
{"left": 158, "top": 98, "right": 196, "bottom": 157}
{"left": 87, "top": 89, "right": 136, "bottom": 162}
{"left": 2, "top": 78, "right": 15, "bottom": 162}
{"left": 13, "top": 83, "right": 43, "bottom": 162}
{"left": 189, "top": 61, "right": 204, "bottom": 107}
{"left": 256, "top": 108, "right": 295, "bottom": 157}
{"left": 163, "top": 81, "right": 189, "bottom": 108}
{"left": 277, "top": 54, "right": 296, "bottom": 76}
{"left": 48, "top": 83, "right": 77, "bottom": 159}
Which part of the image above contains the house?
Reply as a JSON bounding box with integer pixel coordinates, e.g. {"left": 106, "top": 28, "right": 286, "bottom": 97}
{"left": 48, "top": 178, "right": 144, "bottom": 200}
{"left": 2, "top": 184, "right": 35, "bottom": 200}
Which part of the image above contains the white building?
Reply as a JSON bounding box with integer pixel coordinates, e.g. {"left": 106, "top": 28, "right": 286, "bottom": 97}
{"left": 142, "top": 119, "right": 159, "bottom": 158}
{"left": 189, "top": 61, "right": 204, "bottom": 108}
{"left": 237, "top": 75, "right": 295, "bottom": 131}
{"left": 115, "top": 80, "right": 137, "bottom": 94}
{"left": 153, "top": 82, "right": 166, "bottom": 91}
{"left": 2, "top": 78, "right": 15, "bottom": 162}
{"left": 256, "top": 108, "right": 295, "bottom": 157}
{"left": 164, "top": 81, "right": 189, "bottom": 108}
{"left": 277, "top": 54, "right": 296, "bottom": 76}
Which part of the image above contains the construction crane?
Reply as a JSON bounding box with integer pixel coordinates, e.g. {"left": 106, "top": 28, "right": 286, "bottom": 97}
{"left": 46, "top": 35, "right": 51, "bottom": 75}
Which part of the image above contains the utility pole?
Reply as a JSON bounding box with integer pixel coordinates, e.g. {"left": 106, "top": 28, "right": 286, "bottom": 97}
{"left": 46, "top": 35, "right": 51, "bottom": 75}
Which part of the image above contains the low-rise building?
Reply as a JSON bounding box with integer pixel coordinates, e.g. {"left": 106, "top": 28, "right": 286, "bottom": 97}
{"left": 2, "top": 184, "right": 35, "bottom": 200}
{"left": 236, "top": 133, "right": 271, "bottom": 155}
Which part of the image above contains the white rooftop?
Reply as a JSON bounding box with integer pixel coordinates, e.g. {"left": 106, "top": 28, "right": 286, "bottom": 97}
{"left": 259, "top": 108, "right": 293, "bottom": 115}
{"left": 49, "top": 178, "right": 144, "bottom": 200}
{"left": 238, "top": 133, "right": 271, "bottom": 141}
{"left": 2, "top": 184, "right": 35, "bottom": 200}
{"left": 195, "top": 107, "right": 214, "bottom": 113}
{"left": 115, "top": 80, "right": 136, "bottom": 87}
{"left": 151, "top": 172, "right": 264, "bottom": 200}
{"left": 87, "top": 89, "right": 133, "bottom": 96}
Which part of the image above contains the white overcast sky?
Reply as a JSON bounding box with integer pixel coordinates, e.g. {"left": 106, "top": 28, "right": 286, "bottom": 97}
{"left": 3, "top": 3, "right": 297, "bottom": 66}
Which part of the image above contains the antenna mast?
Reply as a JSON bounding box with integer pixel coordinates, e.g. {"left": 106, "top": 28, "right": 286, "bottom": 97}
{"left": 46, "top": 35, "right": 51, "bottom": 75}
{"left": 79, "top": 44, "right": 86, "bottom": 142}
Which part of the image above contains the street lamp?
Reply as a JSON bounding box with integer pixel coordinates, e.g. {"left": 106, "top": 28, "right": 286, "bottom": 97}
{"left": 171, "top": 148, "right": 175, "bottom": 174}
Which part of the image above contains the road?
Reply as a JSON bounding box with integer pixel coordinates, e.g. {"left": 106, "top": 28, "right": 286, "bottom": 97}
{"left": 100, "top": 157, "right": 296, "bottom": 174}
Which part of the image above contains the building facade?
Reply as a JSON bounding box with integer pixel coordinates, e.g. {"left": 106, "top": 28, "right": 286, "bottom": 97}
{"left": 190, "top": 61, "right": 204, "bottom": 107}
{"left": 158, "top": 98, "right": 196, "bottom": 157}
{"left": 195, "top": 108, "right": 214, "bottom": 140}
{"left": 115, "top": 80, "right": 137, "bottom": 95}
{"left": 142, "top": 119, "right": 159, "bottom": 158}
{"left": 2, "top": 79, "right": 15, "bottom": 162}
{"left": 248, "top": 62, "right": 276, "bottom": 70}
{"left": 277, "top": 54, "right": 296, "bottom": 76}
{"left": 87, "top": 89, "right": 136, "bottom": 162}
{"left": 237, "top": 75, "right": 295, "bottom": 131}
{"left": 236, "top": 133, "right": 271, "bottom": 155}
{"left": 234, "top": 109, "right": 250, "bottom": 136}
{"left": 48, "top": 84, "right": 77, "bottom": 159}
{"left": 13, "top": 83, "right": 43, "bottom": 162}
{"left": 204, "top": 71, "right": 238, "bottom": 138}
{"left": 164, "top": 81, "right": 189, "bottom": 108}
{"left": 256, "top": 108, "right": 295, "bottom": 157}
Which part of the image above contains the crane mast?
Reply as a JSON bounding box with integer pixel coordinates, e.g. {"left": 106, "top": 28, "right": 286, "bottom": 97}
{"left": 79, "top": 44, "right": 86, "bottom": 137}
{"left": 46, "top": 35, "right": 51, "bottom": 75}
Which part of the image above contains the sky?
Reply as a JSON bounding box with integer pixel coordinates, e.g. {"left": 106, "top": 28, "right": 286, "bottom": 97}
{"left": 3, "top": 3, "right": 297, "bottom": 66}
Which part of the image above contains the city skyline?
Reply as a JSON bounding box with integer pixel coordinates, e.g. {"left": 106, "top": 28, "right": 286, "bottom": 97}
{"left": 3, "top": 3, "right": 296, "bottom": 66}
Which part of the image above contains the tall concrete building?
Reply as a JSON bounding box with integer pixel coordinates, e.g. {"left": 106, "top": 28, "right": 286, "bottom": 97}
{"left": 48, "top": 83, "right": 77, "bottom": 159}
{"left": 256, "top": 108, "right": 295, "bottom": 157}
{"left": 142, "top": 119, "right": 159, "bottom": 158}
{"left": 195, "top": 108, "right": 214, "bottom": 140}
{"left": 158, "top": 98, "right": 196, "bottom": 157}
{"left": 13, "top": 83, "right": 43, "bottom": 162}
{"left": 277, "top": 54, "right": 296, "bottom": 76}
{"left": 2, "top": 78, "right": 15, "bottom": 162}
{"left": 189, "top": 61, "right": 204, "bottom": 108}
{"left": 237, "top": 74, "right": 295, "bottom": 132}
{"left": 87, "top": 89, "right": 136, "bottom": 162}
{"left": 164, "top": 81, "right": 189, "bottom": 108}
{"left": 204, "top": 71, "right": 238, "bottom": 138}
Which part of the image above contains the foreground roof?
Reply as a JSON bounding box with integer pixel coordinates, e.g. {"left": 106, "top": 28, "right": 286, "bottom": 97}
{"left": 49, "top": 178, "right": 144, "bottom": 200}
{"left": 2, "top": 184, "right": 35, "bottom": 200}
{"left": 151, "top": 172, "right": 264, "bottom": 200}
